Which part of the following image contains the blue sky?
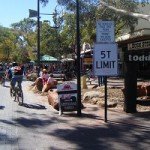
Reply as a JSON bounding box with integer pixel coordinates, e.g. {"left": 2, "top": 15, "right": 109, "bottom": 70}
{"left": 0, "top": 0, "right": 57, "bottom": 28}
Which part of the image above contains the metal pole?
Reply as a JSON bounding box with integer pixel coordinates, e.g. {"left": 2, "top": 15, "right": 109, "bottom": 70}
{"left": 76, "top": 0, "right": 81, "bottom": 116}
{"left": 104, "top": 76, "right": 108, "bottom": 122}
{"left": 37, "top": 0, "right": 40, "bottom": 77}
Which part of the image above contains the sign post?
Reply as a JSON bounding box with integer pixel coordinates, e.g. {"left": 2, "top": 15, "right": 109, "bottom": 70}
{"left": 94, "top": 20, "right": 118, "bottom": 122}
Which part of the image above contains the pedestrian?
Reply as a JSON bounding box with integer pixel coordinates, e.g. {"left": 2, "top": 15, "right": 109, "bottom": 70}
{"left": 41, "top": 69, "right": 49, "bottom": 85}
{"left": 42, "top": 73, "right": 57, "bottom": 93}
{"left": 98, "top": 76, "right": 104, "bottom": 86}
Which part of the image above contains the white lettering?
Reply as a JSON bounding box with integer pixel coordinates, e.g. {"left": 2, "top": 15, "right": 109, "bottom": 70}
{"left": 128, "top": 40, "right": 150, "bottom": 50}
{"left": 128, "top": 54, "right": 150, "bottom": 61}
{"left": 133, "top": 55, "right": 139, "bottom": 61}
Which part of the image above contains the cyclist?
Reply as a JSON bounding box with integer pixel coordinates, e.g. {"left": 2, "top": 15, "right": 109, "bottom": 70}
{"left": 8, "top": 62, "right": 23, "bottom": 91}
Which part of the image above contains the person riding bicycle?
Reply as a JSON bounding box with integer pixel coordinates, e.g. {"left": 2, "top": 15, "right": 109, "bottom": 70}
{"left": 8, "top": 62, "right": 23, "bottom": 91}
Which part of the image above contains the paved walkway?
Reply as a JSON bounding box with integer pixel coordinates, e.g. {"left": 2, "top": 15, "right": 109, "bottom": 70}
{"left": 0, "top": 80, "right": 150, "bottom": 150}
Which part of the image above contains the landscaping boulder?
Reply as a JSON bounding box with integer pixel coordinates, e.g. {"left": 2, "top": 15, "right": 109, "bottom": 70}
{"left": 47, "top": 91, "right": 59, "bottom": 111}
{"left": 42, "top": 80, "right": 58, "bottom": 93}
{"left": 141, "top": 83, "right": 150, "bottom": 96}
{"left": 137, "top": 84, "right": 146, "bottom": 97}
{"left": 82, "top": 90, "right": 117, "bottom": 107}
{"left": 36, "top": 77, "right": 43, "bottom": 91}
{"left": 122, "top": 83, "right": 150, "bottom": 97}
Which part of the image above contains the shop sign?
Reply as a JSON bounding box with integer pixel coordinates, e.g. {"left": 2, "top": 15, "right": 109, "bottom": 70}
{"left": 128, "top": 40, "right": 150, "bottom": 50}
{"left": 124, "top": 52, "right": 150, "bottom": 62}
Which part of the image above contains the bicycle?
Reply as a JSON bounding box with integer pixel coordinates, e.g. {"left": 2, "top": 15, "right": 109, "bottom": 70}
{"left": 10, "top": 82, "right": 24, "bottom": 105}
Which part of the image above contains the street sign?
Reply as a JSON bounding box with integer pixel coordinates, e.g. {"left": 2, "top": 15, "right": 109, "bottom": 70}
{"left": 96, "top": 20, "right": 115, "bottom": 43}
{"left": 93, "top": 43, "right": 118, "bottom": 76}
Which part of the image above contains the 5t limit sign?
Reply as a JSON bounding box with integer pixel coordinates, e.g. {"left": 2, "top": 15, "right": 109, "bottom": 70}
{"left": 93, "top": 43, "right": 118, "bottom": 76}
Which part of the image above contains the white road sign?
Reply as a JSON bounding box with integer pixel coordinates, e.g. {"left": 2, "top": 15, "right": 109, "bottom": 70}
{"left": 96, "top": 20, "right": 115, "bottom": 43}
{"left": 93, "top": 43, "right": 118, "bottom": 76}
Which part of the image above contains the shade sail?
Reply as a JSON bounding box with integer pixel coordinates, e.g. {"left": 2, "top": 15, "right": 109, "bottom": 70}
{"left": 40, "top": 55, "right": 58, "bottom": 62}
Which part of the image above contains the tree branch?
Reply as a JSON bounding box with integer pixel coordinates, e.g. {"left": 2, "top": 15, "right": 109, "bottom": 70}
{"left": 99, "top": 0, "right": 150, "bottom": 22}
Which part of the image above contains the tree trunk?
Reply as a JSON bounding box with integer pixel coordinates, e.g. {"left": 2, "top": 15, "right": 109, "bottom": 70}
{"left": 124, "top": 61, "right": 137, "bottom": 113}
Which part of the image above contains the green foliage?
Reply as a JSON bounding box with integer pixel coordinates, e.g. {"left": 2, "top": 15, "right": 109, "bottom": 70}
{"left": 11, "top": 18, "right": 36, "bottom": 33}
{"left": 40, "top": 22, "right": 61, "bottom": 57}
{"left": 0, "top": 0, "right": 149, "bottom": 63}
{"left": 0, "top": 26, "right": 16, "bottom": 61}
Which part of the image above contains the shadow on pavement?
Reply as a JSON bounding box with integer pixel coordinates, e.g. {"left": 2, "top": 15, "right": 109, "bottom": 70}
{"left": 48, "top": 119, "right": 150, "bottom": 150}
{"left": 0, "top": 106, "right": 5, "bottom": 109}
{"left": 134, "top": 111, "right": 150, "bottom": 120}
{"left": 2, "top": 85, "right": 10, "bottom": 88}
{"left": 22, "top": 103, "right": 46, "bottom": 110}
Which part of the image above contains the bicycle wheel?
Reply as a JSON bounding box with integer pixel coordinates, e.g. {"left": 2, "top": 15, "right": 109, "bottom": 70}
{"left": 10, "top": 88, "right": 13, "bottom": 97}
{"left": 2, "top": 77, "right": 5, "bottom": 86}
{"left": 17, "top": 89, "right": 23, "bottom": 105}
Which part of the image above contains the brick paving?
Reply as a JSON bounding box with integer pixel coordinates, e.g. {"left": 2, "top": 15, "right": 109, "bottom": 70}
{"left": 0, "top": 80, "right": 150, "bottom": 150}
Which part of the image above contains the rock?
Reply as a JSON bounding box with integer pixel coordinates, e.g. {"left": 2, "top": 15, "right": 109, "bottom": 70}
{"left": 42, "top": 80, "right": 58, "bottom": 93}
{"left": 137, "top": 84, "right": 146, "bottom": 97}
{"left": 141, "top": 83, "right": 150, "bottom": 96}
{"left": 92, "top": 85, "right": 98, "bottom": 89}
{"left": 47, "top": 91, "right": 59, "bottom": 111}
{"left": 98, "top": 101, "right": 118, "bottom": 108}
{"left": 36, "top": 78, "right": 43, "bottom": 91}
{"left": 121, "top": 83, "right": 150, "bottom": 97}
{"left": 82, "top": 91, "right": 104, "bottom": 102}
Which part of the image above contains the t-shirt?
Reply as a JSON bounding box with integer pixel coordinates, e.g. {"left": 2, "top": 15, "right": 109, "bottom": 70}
{"left": 8, "top": 66, "right": 23, "bottom": 78}
{"left": 42, "top": 73, "right": 49, "bottom": 85}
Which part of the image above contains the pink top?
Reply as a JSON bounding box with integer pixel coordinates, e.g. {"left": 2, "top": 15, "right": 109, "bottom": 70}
{"left": 42, "top": 73, "right": 49, "bottom": 85}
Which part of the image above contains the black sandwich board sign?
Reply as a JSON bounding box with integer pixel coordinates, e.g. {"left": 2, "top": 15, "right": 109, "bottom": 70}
{"left": 57, "top": 82, "right": 77, "bottom": 115}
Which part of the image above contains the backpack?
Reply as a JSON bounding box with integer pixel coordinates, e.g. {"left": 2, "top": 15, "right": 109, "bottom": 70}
{"left": 14, "top": 66, "right": 23, "bottom": 75}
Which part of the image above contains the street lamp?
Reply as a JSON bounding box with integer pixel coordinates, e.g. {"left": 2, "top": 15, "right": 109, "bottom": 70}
{"left": 29, "top": 0, "right": 41, "bottom": 77}
{"left": 37, "top": 0, "right": 40, "bottom": 77}
{"left": 29, "top": 1, "right": 57, "bottom": 77}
